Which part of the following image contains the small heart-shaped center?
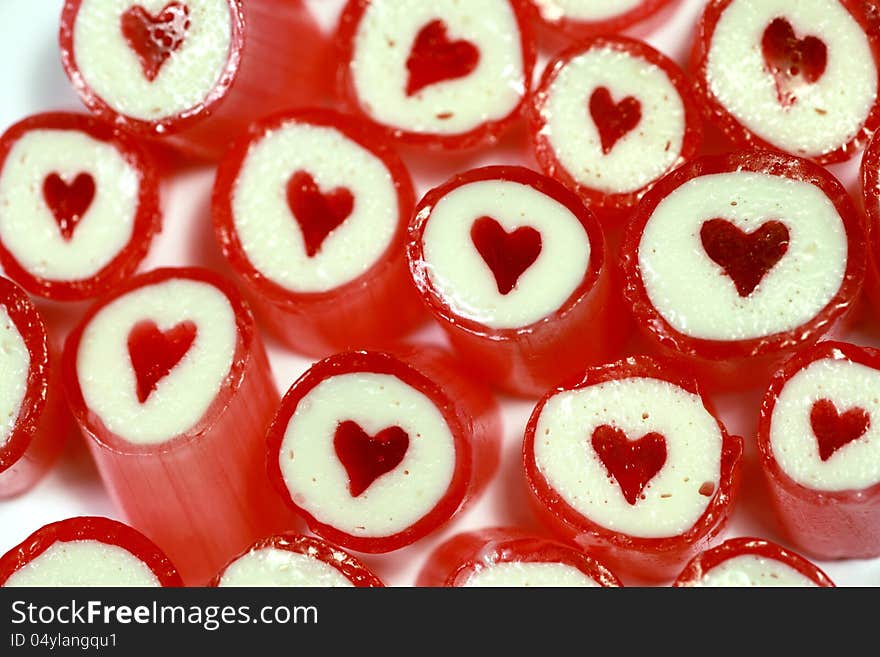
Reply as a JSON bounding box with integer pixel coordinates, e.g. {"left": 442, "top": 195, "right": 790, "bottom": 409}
{"left": 42, "top": 172, "right": 95, "bottom": 241}
{"left": 810, "top": 398, "right": 870, "bottom": 462}
{"left": 121, "top": 2, "right": 191, "bottom": 82}
{"left": 761, "top": 17, "right": 827, "bottom": 108}
{"left": 127, "top": 319, "right": 197, "bottom": 403}
{"left": 591, "top": 424, "right": 667, "bottom": 505}
{"left": 333, "top": 420, "right": 409, "bottom": 497}
{"left": 470, "top": 216, "right": 542, "bottom": 296}
{"left": 405, "top": 19, "right": 480, "bottom": 97}
{"left": 286, "top": 171, "right": 354, "bottom": 258}
{"left": 589, "top": 87, "right": 642, "bottom": 155}
{"left": 700, "top": 219, "right": 790, "bottom": 297}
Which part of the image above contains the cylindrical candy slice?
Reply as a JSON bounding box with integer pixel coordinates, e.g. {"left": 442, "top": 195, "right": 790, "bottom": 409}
{"left": 416, "top": 528, "right": 622, "bottom": 587}
{"left": 0, "top": 112, "right": 160, "bottom": 301}
{"left": 758, "top": 341, "right": 880, "bottom": 559}
{"left": 62, "top": 267, "right": 291, "bottom": 585}
{"left": 621, "top": 151, "right": 866, "bottom": 391}
{"left": 408, "top": 165, "right": 625, "bottom": 397}
{"left": 0, "top": 516, "right": 182, "bottom": 587}
{"left": 213, "top": 109, "right": 423, "bottom": 357}
{"left": 523, "top": 356, "right": 743, "bottom": 581}
{"left": 527, "top": 0, "right": 675, "bottom": 39}
{"left": 267, "top": 347, "right": 502, "bottom": 553}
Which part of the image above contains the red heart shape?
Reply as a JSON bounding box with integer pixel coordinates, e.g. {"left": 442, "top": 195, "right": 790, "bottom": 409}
{"left": 470, "top": 216, "right": 542, "bottom": 296}
{"left": 700, "top": 218, "right": 790, "bottom": 297}
{"left": 810, "top": 398, "right": 870, "bottom": 462}
{"left": 121, "top": 2, "right": 191, "bottom": 82}
{"left": 42, "top": 172, "right": 95, "bottom": 241}
{"left": 589, "top": 87, "right": 642, "bottom": 155}
{"left": 285, "top": 170, "right": 355, "bottom": 258}
{"left": 334, "top": 420, "right": 409, "bottom": 497}
{"left": 127, "top": 319, "right": 197, "bottom": 404}
{"left": 405, "top": 19, "right": 480, "bottom": 97}
{"left": 591, "top": 424, "right": 667, "bottom": 506}
{"left": 761, "top": 18, "right": 827, "bottom": 108}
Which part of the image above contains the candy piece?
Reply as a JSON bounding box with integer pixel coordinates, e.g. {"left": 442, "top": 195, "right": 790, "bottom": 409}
{"left": 859, "top": 130, "right": 880, "bottom": 311}
{"left": 674, "top": 537, "right": 834, "bottom": 587}
{"left": 0, "top": 277, "right": 72, "bottom": 497}
{"left": 692, "top": 0, "right": 880, "bottom": 164}
{"left": 62, "top": 267, "right": 292, "bottom": 585}
{"left": 267, "top": 347, "right": 501, "bottom": 553}
{"left": 213, "top": 534, "right": 383, "bottom": 587}
{"left": 213, "top": 109, "right": 423, "bottom": 357}
{"left": 408, "top": 165, "right": 626, "bottom": 397}
{"left": 758, "top": 341, "right": 880, "bottom": 559}
{"left": 416, "top": 528, "right": 622, "bottom": 587}
{"left": 337, "top": 0, "right": 535, "bottom": 149}
{"left": 528, "top": 0, "right": 674, "bottom": 38}
{"left": 530, "top": 36, "right": 702, "bottom": 212}
{"left": 0, "top": 112, "right": 160, "bottom": 301}
{"left": 60, "top": 0, "right": 329, "bottom": 159}
{"left": 0, "top": 516, "right": 182, "bottom": 586}
{"left": 621, "top": 151, "right": 866, "bottom": 391}
{"left": 523, "top": 356, "right": 742, "bottom": 581}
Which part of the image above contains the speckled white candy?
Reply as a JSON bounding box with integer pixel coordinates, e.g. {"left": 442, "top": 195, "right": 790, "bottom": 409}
{"left": 4, "top": 540, "right": 161, "bottom": 587}
{"left": 533, "top": 377, "right": 723, "bottom": 539}
{"left": 421, "top": 179, "right": 591, "bottom": 329}
{"left": 217, "top": 547, "right": 355, "bottom": 587}
{"left": 540, "top": 46, "right": 685, "bottom": 194}
{"left": 533, "top": 0, "right": 643, "bottom": 22}
{"left": 77, "top": 278, "right": 237, "bottom": 446}
{"left": 350, "top": 0, "right": 525, "bottom": 135}
{"left": 770, "top": 357, "right": 880, "bottom": 491}
{"left": 463, "top": 562, "right": 600, "bottom": 587}
{"left": 279, "top": 372, "right": 456, "bottom": 537}
{"left": 691, "top": 554, "right": 818, "bottom": 587}
{"left": 0, "top": 130, "right": 139, "bottom": 281}
{"left": 638, "top": 171, "right": 847, "bottom": 341}
{"left": 0, "top": 306, "right": 30, "bottom": 450}
{"left": 705, "top": 0, "right": 877, "bottom": 158}
{"left": 232, "top": 122, "right": 398, "bottom": 293}
{"left": 73, "top": 0, "right": 232, "bottom": 121}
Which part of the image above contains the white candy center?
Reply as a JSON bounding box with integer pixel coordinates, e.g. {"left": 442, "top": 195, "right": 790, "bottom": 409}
{"left": 217, "top": 547, "right": 355, "bottom": 587}
{"left": 693, "top": 554, "right": 817, "bottom": 587}
{"left": 533, "top": 0, "right": 644, "bottom": 22}
{"left": 463, "top": 562, "right": 600, "bottom": 587}
{"left": 0, "top": 306, "right": 30, "bottom": 450}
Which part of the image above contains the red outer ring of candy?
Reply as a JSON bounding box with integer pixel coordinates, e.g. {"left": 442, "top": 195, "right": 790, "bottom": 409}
{"left": 620, "top": 150, "right": 866, "bottom": 363}
{"left": 529, "top": 35, "right": 703, "bottom": 211}
{"left": 408, "top": 165, "right": 605, "bottom": 340}
{"left": 335, "top": 0, "right": 537, "bottom": 150}
{"left": 266, "top": 349, "right": 483, "bottom": 554}
{"left": 690, "top": 0, "right": 880, "bottom": 165}
{"left": 757, "top": 340, "right": 880, "bottom": 558}
{"left": 860, "top": 129, "right": 880, "bottom": 309}
{"left": 59, "top": 0, "right": 245, "bottom": 139}
{"left": 523, "top": 355, "right": 743, "bottom": 580}
{"left": 0, "top": 112, "right": 161, "bottom": 301}
{"left": 527, "top": 0, "right": 675, "bottom": 39}
{"left": 212, "top": 107, "right": 415, "bottom": 312}
{"left": 0, "top": 516, "right": 183, "bottom": 586}
{"left": 62, "top": 267, "right": 255, "bottom": 455}
{"left": 211, "top": 533, "right": 384, "bottom": 587}
{"left": 415, "top": 527, "right": 622, "bottom": 587}
{"left": 673, "top": 537, "right": 834, "bottom": 587}
{"left": 0, "top": 277, "right": 50, "bottom": 475}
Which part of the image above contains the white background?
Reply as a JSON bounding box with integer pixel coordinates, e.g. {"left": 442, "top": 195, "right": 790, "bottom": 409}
{"left": 1, "top": 0, "right": 878, "bottom": 586}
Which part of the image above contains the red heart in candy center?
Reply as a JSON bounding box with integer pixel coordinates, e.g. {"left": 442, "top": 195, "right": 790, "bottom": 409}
{"left": 761, "top": 17, "right": 827, "bottom": 108}
{"left": 127, "top": 320, "right": 197, "bottom": 404}
{"left": 589, "top": 87, "right": 642, "bottom": 155}
{"left": 470, "top": 216, "right": 542, "bottom": 296}
{"left": 286, "top": 170, "right": 355, "bottom": 258}
{"left": 810, "top": 398, "right": 870, "bottom": 462}
{"left": 334, "top": 420, "right": 410, "bottom": 497}
{"left": 42, "top": 172, "right": 95, "bottom": 241}
{"left": 591, "top": 425, "right": 667, "bottom": 506}
{"left": 700, "top": 219, "right": 790, "bottom": 297}
{"left": 405, "top": 19, "right": 480, "bottom": 97}
{"left": 121, "top": 2, "right": 191, "bottom": 82}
